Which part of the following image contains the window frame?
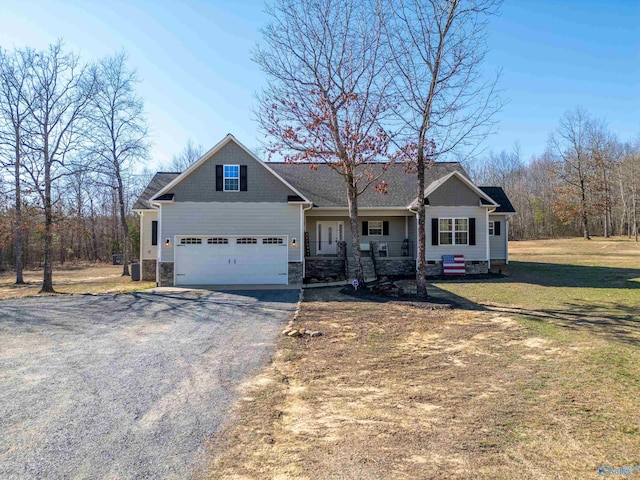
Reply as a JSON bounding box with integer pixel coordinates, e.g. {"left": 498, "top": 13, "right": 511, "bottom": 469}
{"left": 223, "top": 164, "right": 240, "bottom": 192}
{"left": 439, "top": 217, "right": 469, "bottom": 246}
{"left": 488, "top": 220, "right": 495, "bottom": 236}
{"left": 368, "top": 220, "right": 384, "bottom": 236}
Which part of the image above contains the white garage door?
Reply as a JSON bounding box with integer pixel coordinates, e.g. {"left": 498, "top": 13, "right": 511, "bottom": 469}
{"left": 174, "top": 236, "right": 288, "bottom": 285}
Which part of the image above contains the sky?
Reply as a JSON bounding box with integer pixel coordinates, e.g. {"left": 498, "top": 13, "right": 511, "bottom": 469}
{"left": 0, "top": 0, "right": 638, "bottom": 169}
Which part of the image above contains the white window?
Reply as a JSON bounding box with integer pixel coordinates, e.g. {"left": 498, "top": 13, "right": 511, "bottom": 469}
{"left": 368, "top": 220, "right": 383, "bottom": 236}
{"left": 223, "top": 165, "right": 239, "bottom": 191}
{"left": 439, "top": 218, "right": 468, "bottom": 245}
{"left": 488, "top": 221, "right": 495, "bottom": 236}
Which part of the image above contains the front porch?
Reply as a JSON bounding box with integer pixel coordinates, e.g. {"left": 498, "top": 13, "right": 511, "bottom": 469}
{"left": 304, "top": 240, "right": 417, "bottom": 282}
{"left": 303, "top": 211, "right": 417, "bottom": 282}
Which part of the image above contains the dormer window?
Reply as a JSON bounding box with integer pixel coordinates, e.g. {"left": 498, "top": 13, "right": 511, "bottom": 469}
{"left": 223, "top": 165, "right": 240, "bottom": 191}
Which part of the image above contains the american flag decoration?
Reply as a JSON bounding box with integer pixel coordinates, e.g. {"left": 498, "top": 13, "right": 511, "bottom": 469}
{"left": 442, "top": 255, "right": 465, "bottom": 276}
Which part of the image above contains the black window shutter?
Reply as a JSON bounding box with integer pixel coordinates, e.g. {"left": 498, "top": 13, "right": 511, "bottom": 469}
{"left": 469, "top": 218, "right": 476, "bottom": 245}
{"left": 431, "top": 218, "right": 438, "bottom": 246}
{"left": 362, "top": 221, "right": 369, "bottom": 236}
{"left": 151, "top": 221, "right": 158, "bottom": 246}
{"left": 383, "top": 221, "right": 389, "bottom": 236}
{"left": 495, "top": 220, "right": 501, "bottom": 236}
{"left": 240, "top": 165, "right": 248, "bottom": 191}
{"left": 215, "top": 165, "right": 223, "bottom": 191}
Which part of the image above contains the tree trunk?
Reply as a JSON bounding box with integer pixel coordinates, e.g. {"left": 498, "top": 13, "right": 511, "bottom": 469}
{"left": 634, "top": 183, "right": 638, "bottom": 242}
{"left": 41, "top": 152, "right": 55, "bottom": 293}
{"left": 115, "top": 167, "right": 130, "bottom": 276}
{"left": 415, "top": 149, "right": 428, "bottom": 299}
{"left": 346, "top": 175, "right": 364, "bottom": 285}
{"left": 89, "top": 196, "right": 99, "bottom": 262}
{"left": 14, "top": 125, "right": 24, "bottom": 284}
{"left": 580, "top": 179, "right": 590, "bottom": 240}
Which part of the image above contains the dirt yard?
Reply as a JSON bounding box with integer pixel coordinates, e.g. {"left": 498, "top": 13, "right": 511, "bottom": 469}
{"left": 206, "top": 237, "right": 640, "bottom": 479}
{"left": 0, "top": 264, "right": 155, "bottom": 298}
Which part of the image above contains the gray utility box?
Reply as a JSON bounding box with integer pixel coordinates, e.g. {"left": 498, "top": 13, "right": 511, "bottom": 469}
{"left": 130, "top": 262, "right": 140, "bottom": 281}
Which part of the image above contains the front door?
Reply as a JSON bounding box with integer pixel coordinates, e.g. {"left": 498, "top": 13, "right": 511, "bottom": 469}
{"left": 317, "top": 221, "right": 344, "bottom": 255}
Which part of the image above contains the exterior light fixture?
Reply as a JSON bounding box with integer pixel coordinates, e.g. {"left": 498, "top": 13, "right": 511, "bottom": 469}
{"left": 291, "top": 238, "right": 297, "bottom": 247}
{"left": 165, "top": 238, "right": 171, "bottom": 247}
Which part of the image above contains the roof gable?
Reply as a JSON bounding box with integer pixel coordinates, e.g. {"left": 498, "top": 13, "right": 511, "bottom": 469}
{"left": 417, "top": 171, "right": 498, "bottom": 208}
{"left": 151, "top": 135, "right": 311, "bottom": 203}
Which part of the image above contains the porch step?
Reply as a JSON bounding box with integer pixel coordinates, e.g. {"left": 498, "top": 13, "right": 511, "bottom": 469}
{"left": 347, "top": 256, "right": 376, "bottom": 280}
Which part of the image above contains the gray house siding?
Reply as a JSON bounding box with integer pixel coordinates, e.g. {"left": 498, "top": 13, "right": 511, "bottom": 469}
{"left": 425, "top": 206, "right": 489, "bottom": 261}
{"left": 428, "top": 176, "right": 482, "bottom": 206}
{"left": 159, "top": 202, "right": 302, "bottom": 263}
{"left": 489, "top": 214, "right": 507, "bottom": 260}
{"left": 169, "top": 141, "right": 297, "bottom": 203}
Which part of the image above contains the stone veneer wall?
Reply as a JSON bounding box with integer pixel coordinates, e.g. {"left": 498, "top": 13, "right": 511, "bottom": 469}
{"left": 141, "top": 259, "right": 156, "bottom": 282}
{"left": 159, "top": 262, "right": 174, "bottom": 287}
{"left": 375, "top": 259, "right": 416, "bottom": 276}
{"left": 305, "top": 258, "right": 346, "bottom": 280}
{"left": 288, "top": 262, "right": 303, "bottom": 284}
{"left": 424, "top": 260, "right": 489, "bottom": 276}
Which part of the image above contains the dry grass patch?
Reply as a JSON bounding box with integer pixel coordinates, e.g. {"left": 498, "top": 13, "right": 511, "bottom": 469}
{"left": 0, "top": 264, "right": 154, "bottom": 299}
{"left": 208, "top": 288, "right": 640, "bottom": 479}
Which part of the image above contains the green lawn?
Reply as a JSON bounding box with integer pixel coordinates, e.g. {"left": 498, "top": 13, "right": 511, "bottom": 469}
{"left": 433, "top": 237, "right": 640, "bottom": 342}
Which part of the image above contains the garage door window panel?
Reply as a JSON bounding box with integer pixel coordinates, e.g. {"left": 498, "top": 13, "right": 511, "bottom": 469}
{"left": 208, "top": 238, "right": 229, "bottom": 244}
{"left": 181, "top": 238, "right": 202, "bottom": 245}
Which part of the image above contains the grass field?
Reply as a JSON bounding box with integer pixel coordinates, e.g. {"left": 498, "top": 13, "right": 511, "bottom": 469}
{"left": 207, "top": 237, "right": 640, "bottom": 479}
{"left": 0, "top": 264, "right": 155, "bottom": 298}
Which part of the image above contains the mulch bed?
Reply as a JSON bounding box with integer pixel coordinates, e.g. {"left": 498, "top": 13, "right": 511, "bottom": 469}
{"left": 339, "top": 282, "right": 456, "bottom": 310}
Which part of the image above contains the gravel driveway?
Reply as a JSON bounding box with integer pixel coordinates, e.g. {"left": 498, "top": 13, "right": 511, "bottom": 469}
{"left": 0, "top": 289, "right": 298, "bottom": 479}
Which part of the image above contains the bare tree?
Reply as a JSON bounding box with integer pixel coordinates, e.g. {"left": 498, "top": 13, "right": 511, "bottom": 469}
{"left": 254, "top": 0, "right": 394, "bottom": 285}
{"left": 87, "top": 52, "right": 149, "bottom": 276}
{"left": 167, "top": 138, "right": 202, "bottom": 172}
{"left": 587, "top": 120, "right": 619, "bottom": 237}
{"left": 386, "top": 0, "right": 502, "bottom": 297}
{"left": 549, "top": 108, "right": 594, "bottom": 240}
{"left": 0, "top": 47, "right": 31, "bottom": 284}
{"left": 21, "top": 41, "right": 96, "bottom": 293}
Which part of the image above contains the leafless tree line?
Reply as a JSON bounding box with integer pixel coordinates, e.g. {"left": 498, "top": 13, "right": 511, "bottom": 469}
{"left": 469, "top": 108, "right": 639, "bottom": 241}
{"left": 0, "top": 41, "right": 150, "bottom": 292}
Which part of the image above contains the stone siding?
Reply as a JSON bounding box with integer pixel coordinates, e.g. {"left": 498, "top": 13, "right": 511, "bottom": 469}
{"left": 424, "top": 260, "right": 489, "bottom": 276}
{"left": 159, "top": 262, "right": 174, "bottom": 287}
{"left": 288, "top": 262, "right": 303, "bottom": 284}
{"left": 305, "top": 258, "right": 345, "bottom": 280}
{"left": 466, "top": 261, "right": 489, "bottom": 274}
{"left": 141, "top": 259, "right": 156, "bottom": 282}
{"left": 376, "top": 259, "right": 416, "bottom": 276}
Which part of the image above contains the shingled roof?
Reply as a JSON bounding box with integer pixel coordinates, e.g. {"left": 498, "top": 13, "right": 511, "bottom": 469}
{"left": 478, "top": 187, "right": 516, "bottom": 213}
{"left": 133, "top": 172, "right": 180, "bottom": 210}
{"left": 268, "top": 162, "right": 469, "bottom": 208}
{"left": 133, "top": 162, "right": 515, "bottom": 212}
